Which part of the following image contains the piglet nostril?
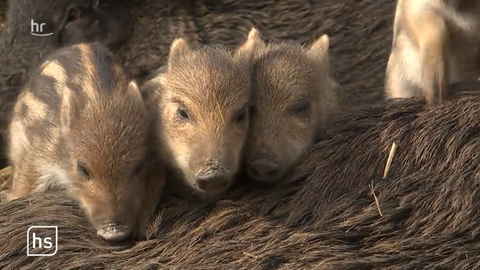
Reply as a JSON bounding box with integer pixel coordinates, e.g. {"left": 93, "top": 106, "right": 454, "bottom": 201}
{"left": 267, "top": 168, "right": 278, "bottom": 176}
{"left": 248, "top": 159, "right": 283, "bottom": 182}
{"left": 97, "top": 223, "right": 132, "bottom": 242}
{"left": 194, "top": 172, "right": 231, "bottom": 192}
{"left": 196, "top": 178, "right": 211, "bottom": 190}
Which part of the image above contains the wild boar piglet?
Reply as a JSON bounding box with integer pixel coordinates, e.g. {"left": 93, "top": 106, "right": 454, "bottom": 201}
{"left": 6, "top": 42, "right": 165, "bottom": 242}
{"left": 145, "top": 31, "right": 262, "bottom": 200}
{"left": 245, "top": 29, "right": 338, "bottom": 183}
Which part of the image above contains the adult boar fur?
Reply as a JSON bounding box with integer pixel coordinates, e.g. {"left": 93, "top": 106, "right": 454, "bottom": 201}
{"left": 1, "top": 93, "right": 480, "bottom": 269}
{"left": 0, "top": 165, "right": 478, "bottom": 269}
{"left": 0, "top": 0, "right": 5, "bottom": 31}
{"left": 118, "top": 0, "right": 395, "bottom": 105}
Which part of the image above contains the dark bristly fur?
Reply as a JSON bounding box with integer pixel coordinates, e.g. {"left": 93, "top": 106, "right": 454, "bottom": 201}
{"left": 0, "top": 0, "right": 5, "bottom": 31}
{"left": 5, "top": 42, "right": 165, "bottom": 242}
{"left": 2, "top": 169, "right": 479, "bottom": 270}
{"left": 286, "top": 93, "right": 480, "bottom": 224}
{"left": 1, "top": 87, "right": 480, "bottom": 268}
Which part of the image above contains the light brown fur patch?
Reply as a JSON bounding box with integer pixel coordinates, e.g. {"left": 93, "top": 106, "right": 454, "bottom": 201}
{"left": 145, "top": 33, "right": 260, "bottom": 200}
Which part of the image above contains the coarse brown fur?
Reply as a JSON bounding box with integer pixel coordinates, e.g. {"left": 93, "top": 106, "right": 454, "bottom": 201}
{"left": 142, "top": 31, "right": 261, "bottom": 201}
{"left": 3, "top": 0, "right": 133, "bottom": 49}
{"left": 5, "top": 42, "right": 165, "bottom": 242}
{"left": 0, "top": 0, "right": 6, "bottom": 32}
{"left": 118, "top": 0, "right": 395, "bottom": 105}
{"left": 1, "top": 90, "right": 480, "bottom": 268}
{"left": 385, "top": 0, "right": 480, "bottom": 105}
{"left": 245, "top": 29, "right": 339, "bottom": 183}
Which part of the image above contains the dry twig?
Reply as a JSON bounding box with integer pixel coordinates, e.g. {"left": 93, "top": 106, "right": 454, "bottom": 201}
{"left": 383, "top": 142, "right": 397, "bottom": 179}
{"left": 369, "top": 181, "right": 383, "bottom": 216}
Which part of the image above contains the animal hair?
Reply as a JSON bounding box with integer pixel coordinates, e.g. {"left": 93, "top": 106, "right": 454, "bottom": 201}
{"left": 1, "top": 89, "right": 480, "bottom": 268}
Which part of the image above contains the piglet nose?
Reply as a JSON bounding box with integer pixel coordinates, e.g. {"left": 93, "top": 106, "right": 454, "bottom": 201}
{"left": 97, "top": 222, "right": 132, "bottom": 242}
{"left": 194, "top": 171, "right": 231, "bottom": 192}
{"left": 248, "top": 159, "right": 283, "bottom": 182}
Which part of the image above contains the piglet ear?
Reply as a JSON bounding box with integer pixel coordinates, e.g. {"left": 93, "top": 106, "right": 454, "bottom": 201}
{"left": 168, "top": 38, "right": 190, "bottom": 64}
{"left": 155, "top": 65, "right": 168, "bottom": 75}
{"left": 139, "top": 66, "right": 168, "bottom": 103}
{"left": 128, "top": 80, "right": 139, "bottom": 93}
{"left": 234, "top": 27, "right": 266, "bottom": 62}
{"left": 307, "top": 34, "right": 329, "bottom": 62}
{"left": 155, "top": 66, "right": 168, "bottom": 87}
{"left": 128, "top": 79, "right": 153, "bottom": 103}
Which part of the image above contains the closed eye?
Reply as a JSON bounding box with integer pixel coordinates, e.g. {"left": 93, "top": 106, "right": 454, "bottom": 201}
{"left": 77, "top": 162, "right": 91, "bottom": 180}
{"left": 290, "top": 101, "right": 312, "bottom": 117}
{"left": 233, "top": 104, "right": 249, "bottom": 124}
{"left": 132, "top": 158, "right": 146, "bottom": 176}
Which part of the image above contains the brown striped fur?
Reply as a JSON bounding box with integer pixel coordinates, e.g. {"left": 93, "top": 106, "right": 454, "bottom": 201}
{"left": 6, "top": 42, "right": 165, "bottom": 242}
{"left": 0, "top": 0, "right": 134, "bottom": 169}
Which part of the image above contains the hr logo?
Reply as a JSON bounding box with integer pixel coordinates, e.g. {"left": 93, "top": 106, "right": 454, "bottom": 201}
{"left": 30, "top": 19, "right": 53, "bottom": 37}
{"left": 27, "top": 226, "right": 58, "bottom": 256}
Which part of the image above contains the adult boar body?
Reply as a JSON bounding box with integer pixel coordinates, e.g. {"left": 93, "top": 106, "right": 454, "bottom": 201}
{"left": 1, "top": 94, "right": 480, "bottom": 269}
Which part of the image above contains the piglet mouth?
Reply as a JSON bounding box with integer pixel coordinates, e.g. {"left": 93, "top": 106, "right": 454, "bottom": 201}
{"left": 97, "top": 222, "right": 132, "bottom": 242}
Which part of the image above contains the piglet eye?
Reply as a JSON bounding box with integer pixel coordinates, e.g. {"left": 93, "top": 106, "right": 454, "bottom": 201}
{"left": 249, "top": 105, "right": 257, "bottom": 115}
{"left": 292, "top": 101, "right": 311, "bottom": 116}
{"left": 234, "top": 107, "right": 247, "bottom": 123}
{"left": 132, "top": 161, "right": 145, "bottom": 176}
{"left": 176, "top": 107, "right": 190, "bottom": 120}
{"left": 77, "top": 162, "right": 91, "bottom": 180}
